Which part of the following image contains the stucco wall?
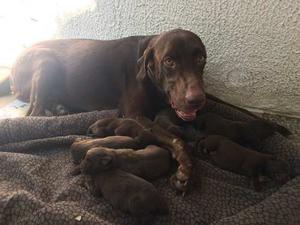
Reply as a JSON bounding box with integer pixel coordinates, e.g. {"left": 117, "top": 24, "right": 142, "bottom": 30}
{"left": 56, "top": 0, "right": 300, "bottom": 117}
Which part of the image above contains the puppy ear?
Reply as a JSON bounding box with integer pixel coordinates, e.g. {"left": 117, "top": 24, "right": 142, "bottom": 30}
{"left": 136, "top": 47, "right": 154, "bottom": 82}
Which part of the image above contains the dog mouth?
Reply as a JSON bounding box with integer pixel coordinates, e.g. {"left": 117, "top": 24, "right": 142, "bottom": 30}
{"left": 175, "top": 109, "right": 198, "bottom": 121}
{"left": 170, "top": 96, "right": 206, "bottom": 121}
{"left": 171, "top": 101, "right": 205, "bottom": 121}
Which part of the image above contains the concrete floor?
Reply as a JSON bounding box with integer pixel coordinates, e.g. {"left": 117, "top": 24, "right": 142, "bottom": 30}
{"left": 0, "top": 95, "right": 15, "bottom": 107}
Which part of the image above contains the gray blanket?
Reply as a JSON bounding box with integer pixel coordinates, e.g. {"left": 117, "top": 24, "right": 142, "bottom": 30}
{"left": 0, "top": 102, "right": 299, "bottom": 225}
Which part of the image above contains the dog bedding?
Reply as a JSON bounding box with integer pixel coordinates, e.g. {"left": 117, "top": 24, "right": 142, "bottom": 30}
{"left": 0, "top": 101, "right": 299, "bottom": 225}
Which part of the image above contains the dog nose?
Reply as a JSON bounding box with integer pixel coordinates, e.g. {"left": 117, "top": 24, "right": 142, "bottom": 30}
{"left": 185, "top": 95, "right": 204, "bottom": 106}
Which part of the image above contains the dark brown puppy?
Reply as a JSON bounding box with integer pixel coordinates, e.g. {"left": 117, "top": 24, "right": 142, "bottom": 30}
{"left": 197, "top": 135, "right": 290, "bottom": 190}
{"left": 87, "top": 117, "right": 158, "bottom": 145}
{"left": 85, "top": 169, "right": 168, "bottom": 218}
{"left": 154, "top": 107, "right": 207, "bottom": 143}
{"left": 80, "top": 145, "right": 170, "bottom": 180}
{"left": 9, "top": 29, "right": 207, "bottom": 119}
{"left": 154, "top": 107, "right": 186, "bottom": 138}
{"left": 87, "top": 117, "right": 193, "bottom": 193}
{"left": 70, "top": 136, "right": 142, "bottom": 164}
{"left": 196, "top": 113, "right": 285, "bottom": 146}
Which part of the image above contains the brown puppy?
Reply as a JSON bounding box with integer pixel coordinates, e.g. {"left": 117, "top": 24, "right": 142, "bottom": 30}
{"left": 70, "top": 136, "right": 142, "bottom": 164}
{"left": 87, "top": 117, "right": 157, "bottom": 145}
{"left": 196, "top": 113, "right": 284, "bottom": 146}
{"left": 85, "top": 169, "right": 168, "bottom": 218}
{"left": 87, "top": 116, "right": 193, "bottom": 193}
{"left": 154, "top": 107, "right": 186, "bottom": 138}
{"left": 80, "top": 145, "right": 170, "bottom": 180}
{"left": 154, "top": 107, "right": 207, "bottom": 142}
{"left": 197, "top": 135, "right": 290, "bottom": 190}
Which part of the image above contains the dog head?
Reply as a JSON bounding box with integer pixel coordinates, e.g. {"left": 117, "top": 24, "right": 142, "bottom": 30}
{"left": 80, "top": 147, "right": 115, "bottom": 174}
{"left": 137, "top": 29, "right": 207, "bottom": 121}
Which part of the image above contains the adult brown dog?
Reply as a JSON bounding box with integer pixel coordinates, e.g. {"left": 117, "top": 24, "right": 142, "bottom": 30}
{"left": 8, "top": 29, "right": 208, "bottom": 120}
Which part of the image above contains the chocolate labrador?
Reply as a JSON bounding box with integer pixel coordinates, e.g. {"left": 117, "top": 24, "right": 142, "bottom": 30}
{"left": 70, "top": 136, "right": 142, "bottom": 164}
{"left": 87, "top": 116, "right": 193, "bottom": 193}
{"left": 197, "top": 135, "right": 290, "bottom": 190}
{"left": 80, "top": 145, "right": 170, "bottom": 180}
{"left": 9, "top": 29, "right": 208, "bottom": 119}
{"left": 195, "top": 112, "right": 284, "bottom": 146}
{"left": 84, "top": 169, "right": 169, "bottom": 218}
{"left": 86, "top": 117, "right": 157, "bottom": 145}
{"left": 155, "top": 109, "right": 291, "bottom": 143}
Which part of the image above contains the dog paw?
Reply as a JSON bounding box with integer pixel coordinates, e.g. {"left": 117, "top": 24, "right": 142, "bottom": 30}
{"left": 169, "top": 174, "right": 189, "bottom": 194}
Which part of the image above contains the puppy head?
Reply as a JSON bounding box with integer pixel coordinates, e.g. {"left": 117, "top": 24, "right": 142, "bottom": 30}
{"left": 136, "top": 129, "right": 158, "bottom": 145}
{"left": 70, "top": 138, "right": 93, "bottom": 164}
{"left": 70, "top": 147, "right": 88, "bottom": 165}
{"left": 197, "top": 135, "right": 221, "bottom": 154}
{"left": 87, "top": 118, "right": 117, "bottom": 137}
{"left": 114, "top": 120, "right": 143, "bottom": 137}
{"left": 264, "top": 158, "right": 290, "bottom": 184}
{"left": 80, "top": 147, "right": 115, "bottom": 174}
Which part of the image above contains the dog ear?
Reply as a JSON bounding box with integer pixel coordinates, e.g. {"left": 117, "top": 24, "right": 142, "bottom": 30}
{"left": 136, "top": 47, "right": 154, "bottom": 82}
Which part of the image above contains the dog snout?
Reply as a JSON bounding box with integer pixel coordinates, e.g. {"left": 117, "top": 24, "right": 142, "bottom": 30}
{"left": 185, "top": 85, "right": 205, "bottom": 107}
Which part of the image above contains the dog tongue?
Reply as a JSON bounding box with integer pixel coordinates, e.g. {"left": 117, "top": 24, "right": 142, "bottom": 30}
{"left": 175, "top": 109, "right": 197, "bottom": 121}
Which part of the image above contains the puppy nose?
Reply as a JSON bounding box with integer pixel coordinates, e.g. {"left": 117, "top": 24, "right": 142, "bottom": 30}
{"left": 86, "top": 127, "right": 96, "bottom": 137}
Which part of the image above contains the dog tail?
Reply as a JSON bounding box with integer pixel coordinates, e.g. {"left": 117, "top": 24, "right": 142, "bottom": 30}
{"left": 0, "top": 75, "right": 10, "bottom": 97}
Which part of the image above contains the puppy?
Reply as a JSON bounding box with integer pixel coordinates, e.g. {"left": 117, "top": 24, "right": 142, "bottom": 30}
{"left": 80, "top": 145, "right": 170, "bottom": 180}
{"left": 197, "top": 135, "right": 290, "bottom": 190}
{"left": 70, "top": 136, "right": 142, "bottom": 164}
{"left": 87, "top": 117, "right": 193, "bottom": 193}
{"left": 154, "top": 108, "right": 186, "bottom": 138}
{"left": 155, "top": 108, "right": 206, "bottom": 142}
{"left": 87, "top": 117, "right": 157, "bottom": 145}
{"left": 196, "top": 113, "right": 281, "bottom": 146}
{"left": 85, "top": 169, "right": 169, "bottom": 218}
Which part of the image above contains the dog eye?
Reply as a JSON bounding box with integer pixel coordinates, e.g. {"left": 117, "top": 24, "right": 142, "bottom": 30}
{"left": 164, "top": 57, "right": 176, "bottom": 68}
